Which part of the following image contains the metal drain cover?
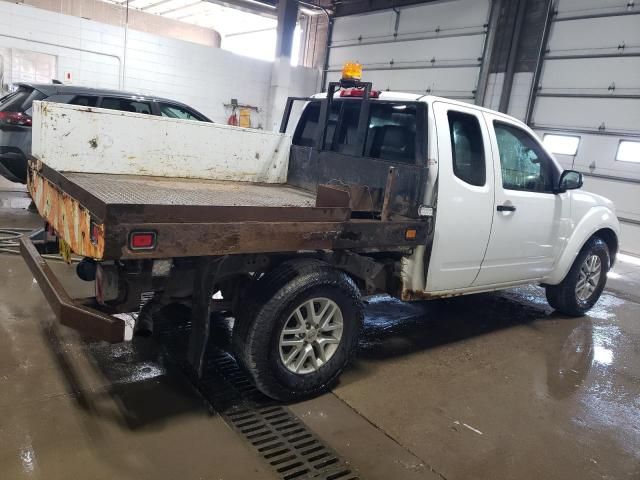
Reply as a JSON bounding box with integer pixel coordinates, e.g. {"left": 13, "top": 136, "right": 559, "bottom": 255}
{"left": 155, "top": 321, "right": 359, "bottom": 480}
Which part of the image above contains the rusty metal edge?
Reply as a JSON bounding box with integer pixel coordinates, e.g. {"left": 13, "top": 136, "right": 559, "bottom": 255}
{"left": 19, "top": 236, "right": 126, "bottom": 343}
{"left": 35, "top": 161, "right": 109, "bottom": 222}
{"left": 103, "top": 220, "right": 427, "bottom": 259}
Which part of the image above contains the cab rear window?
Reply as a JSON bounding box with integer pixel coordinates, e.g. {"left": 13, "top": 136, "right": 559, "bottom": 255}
{"left": 293, "top": 100, "right": 419, "bottom": 164}
{"left": 0, "top": 87, "right": 46, "bottom": 113}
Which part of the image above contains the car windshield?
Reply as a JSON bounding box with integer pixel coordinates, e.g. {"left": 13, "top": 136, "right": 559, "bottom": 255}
{"left": 0, "top": 87, "right": 46, "bottom": 113}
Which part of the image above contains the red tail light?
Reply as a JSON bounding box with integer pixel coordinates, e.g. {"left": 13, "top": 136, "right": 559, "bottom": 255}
{"left": 129, "top": 231, "right": 156, "bottom": 250}
{"left": 0, "top": 111, "right": 32, "bottom": 126}
{"left": 340, "top": 88, "right": 380, "bottom": 98}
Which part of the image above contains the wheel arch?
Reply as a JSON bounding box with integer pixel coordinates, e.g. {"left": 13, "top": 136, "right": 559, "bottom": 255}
{"left": 545, "top": 206, "right": 620, "bottom": 285}
{"left": 592, "top": 227, "right": 618, "bottom": 268}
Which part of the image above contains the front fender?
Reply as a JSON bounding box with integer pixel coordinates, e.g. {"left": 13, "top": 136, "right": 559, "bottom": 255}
{"left": 545, "top": 206, "right": 620, "bottom": 285}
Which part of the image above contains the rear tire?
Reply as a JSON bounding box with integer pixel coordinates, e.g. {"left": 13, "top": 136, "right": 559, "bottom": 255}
{"left": 545, "top": 237, "right": 610, "bottom": 316}
{"left": 233, "top": 259, "right": 363, "bottom": 401}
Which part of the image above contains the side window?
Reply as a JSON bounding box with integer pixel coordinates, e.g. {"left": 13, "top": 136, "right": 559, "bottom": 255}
{"left": 494, "top": 122, "right": 557, "bottom": 193}
{"left": 447, "top": 111, "right": 486, "bottom": 186}
{"left": 100, "top": 97, "right": 152, "bottom": 114}
{"left": 69, "top": 95, "right": 98, "bottom": 107}
{"left": 365, "top": 103, "right": 417, "bottom": 163}
{"left": 159, "top": 103, "right": 203, "bottom": 121}
{"left": 293, "top": 101, "right": 320, "bottom": 147}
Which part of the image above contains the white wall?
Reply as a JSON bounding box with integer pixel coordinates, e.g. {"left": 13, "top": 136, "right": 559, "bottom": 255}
{"left": 0, "top": 1, "right": 319, "bottom": 127}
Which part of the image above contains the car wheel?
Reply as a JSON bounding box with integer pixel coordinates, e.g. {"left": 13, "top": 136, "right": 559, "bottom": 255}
{"left": 545, "top": 237, "right": 610, "bottom": 316}
{"left": 233, "top": 259, "right": 363, "bottom": 401}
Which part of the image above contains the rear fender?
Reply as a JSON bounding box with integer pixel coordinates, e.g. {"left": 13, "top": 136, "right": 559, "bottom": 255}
{"left": 545, "top": 206, "right": 619, "bottom": 285}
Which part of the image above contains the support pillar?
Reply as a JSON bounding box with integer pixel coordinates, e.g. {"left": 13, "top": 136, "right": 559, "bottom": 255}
{"left": 267, "top": 0, "right": 299, "bottom": 131}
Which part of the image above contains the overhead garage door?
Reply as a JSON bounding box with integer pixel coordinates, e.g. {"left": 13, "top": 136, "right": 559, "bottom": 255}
{"left": 326, "top": 0, "right": 492, "bottom": 102}
{"left": 529, "top": 0, "right": 640, "bottom": 255}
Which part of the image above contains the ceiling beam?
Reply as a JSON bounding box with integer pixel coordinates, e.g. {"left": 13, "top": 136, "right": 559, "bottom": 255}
{"left": 202, "top": 0, "right": 277, "bottom": 17}
{"left": 157, "top": 0, "right": 203, "bottom": 16}
{"left": 333, "top": 0, "right": 438, "bottom": 17}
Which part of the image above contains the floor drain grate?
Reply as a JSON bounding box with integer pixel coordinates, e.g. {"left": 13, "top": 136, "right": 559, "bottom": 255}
{"left": 155, "top": 322, "right": 360, "bottom": 480}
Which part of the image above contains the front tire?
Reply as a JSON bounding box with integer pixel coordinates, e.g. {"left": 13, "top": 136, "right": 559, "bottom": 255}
{"left": 233, "top": 260, "right": 363, "bottom": 401}
{"left": 545, "top": 237, "right": 610, "bottom": 316}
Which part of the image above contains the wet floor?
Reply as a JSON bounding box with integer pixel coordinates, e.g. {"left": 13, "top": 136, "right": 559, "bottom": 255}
{"left": 1, "top": 189, "right": 639, "bottom": 479}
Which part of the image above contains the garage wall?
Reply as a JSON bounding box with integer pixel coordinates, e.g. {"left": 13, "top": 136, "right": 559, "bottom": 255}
{"left": 326, "top": 0, "right": 492, "bottom": 101}
{"left": 528, "top": 0, "right": 640, "bottom": 254}
{"left": 0, "top": 1, "right": 319, "bottom": 127}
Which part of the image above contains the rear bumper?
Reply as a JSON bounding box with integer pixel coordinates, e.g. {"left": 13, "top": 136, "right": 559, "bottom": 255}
{"left": 20, "top": 236, "right": 131, "bottom": 342}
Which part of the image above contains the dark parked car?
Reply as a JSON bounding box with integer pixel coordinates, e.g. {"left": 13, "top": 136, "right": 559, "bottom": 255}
{"left": 0, "top": 83, "right": 211, "bottom": 183}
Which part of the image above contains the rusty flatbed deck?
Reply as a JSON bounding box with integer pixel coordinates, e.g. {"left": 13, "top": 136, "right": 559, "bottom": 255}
{"left": 64, "top": 172, "right": 317, "bottom": 209}
{"left": 29, "top": 162, "right": 428, "bottom": 260}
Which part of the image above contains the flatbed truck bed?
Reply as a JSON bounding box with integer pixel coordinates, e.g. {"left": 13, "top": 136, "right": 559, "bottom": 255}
{"left": 31, "top": 161, "right": 427, "bottom": 260}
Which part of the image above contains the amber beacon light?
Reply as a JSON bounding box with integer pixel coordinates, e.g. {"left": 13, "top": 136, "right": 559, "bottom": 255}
{"left": 341, "top": 62, "right": 363, "bottom": 81}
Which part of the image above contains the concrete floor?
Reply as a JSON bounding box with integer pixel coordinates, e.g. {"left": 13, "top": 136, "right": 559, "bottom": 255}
{"left": 1, "top": 186, "right": 639, "bottom": 480}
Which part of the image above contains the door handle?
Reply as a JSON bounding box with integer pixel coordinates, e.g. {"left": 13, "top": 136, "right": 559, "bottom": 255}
{"left": 497, "top": 204, "right": 516, "bottom": 212}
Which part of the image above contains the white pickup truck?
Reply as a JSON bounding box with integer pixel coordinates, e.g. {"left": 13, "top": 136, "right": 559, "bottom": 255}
{"left": 22, "top": 76, "right": 620, "bottom": 401}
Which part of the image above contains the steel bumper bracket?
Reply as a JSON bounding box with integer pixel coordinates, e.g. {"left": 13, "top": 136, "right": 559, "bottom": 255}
{"left": 20, "top": 236, "right": 128, "bottom": 343}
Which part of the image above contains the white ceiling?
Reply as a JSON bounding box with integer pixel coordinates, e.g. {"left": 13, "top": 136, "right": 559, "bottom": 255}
{"left": 102, "top": 0, "right": 277, "bottom": 37}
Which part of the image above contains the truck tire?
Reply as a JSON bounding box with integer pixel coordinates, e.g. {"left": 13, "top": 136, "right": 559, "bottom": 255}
{"left": 233, "top": 259, "right": 363, "bottom": 402}
{"left": 545, "top": 237, "right": 610, "bottom": 316}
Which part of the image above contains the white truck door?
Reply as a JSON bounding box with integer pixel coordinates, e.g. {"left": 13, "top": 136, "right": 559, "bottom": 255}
{"left": 425, "top": 101, "right": 495, "bottom": 291}
{"left": 473, "top": 112, "right": 568, "bottom": 286}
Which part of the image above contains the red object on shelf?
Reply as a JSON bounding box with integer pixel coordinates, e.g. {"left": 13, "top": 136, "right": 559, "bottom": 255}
{"left": 227, "top": 112, "right": 238, "bottom": 126}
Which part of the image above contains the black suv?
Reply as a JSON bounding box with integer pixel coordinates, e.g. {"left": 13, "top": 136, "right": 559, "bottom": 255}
{"left": 0, "top": 83, "right": 211, "bottom": 183}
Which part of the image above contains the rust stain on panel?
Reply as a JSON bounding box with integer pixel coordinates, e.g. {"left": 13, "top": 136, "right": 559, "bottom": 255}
{"left": 400, "top": 289, "right": 464, "bottom": 301}
{"left": 29, "top": 168, "right": 105, "bottom": 259}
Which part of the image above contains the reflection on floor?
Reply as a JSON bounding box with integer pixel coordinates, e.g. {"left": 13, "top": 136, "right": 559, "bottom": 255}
{"left": 1, "top": 186, "right": 639, "bottom": 480}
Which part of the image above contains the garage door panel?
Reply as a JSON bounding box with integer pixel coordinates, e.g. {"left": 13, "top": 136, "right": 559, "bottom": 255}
{"left": 327, "top": 0, "right": 490, "bottom": 100}
{"left": 396, "top": 0, "right": 490, "bottom": 36}
{"left": 325, "top": 66, "right": 480, "bottom": 98}
{"left": 582, "top": 176, "right": 640, "bottom": 222}
{"left": 533, "top": 1, "right": 640, "bottom": 255}
{"left": 619, "top": 222, "right": 640, "bottom": 255}
{"left": 539, "top": 57, "right": 640, "bottom": 93}
{"left": 556, "top": 0, "right": 635, "bottom": 16}
{"left": 533, "top": 97, "right": 640, "bottom": 132}
{"left": 328, "top": 34, "right": 485, "bottom": 70}
{"left": 539, "top": 132, "right": 640, "bottom": 181}
{"left": 548, "top": 16, "right": 640, "bottom": 54}
{"left": 331, "top": 10, "right": 395, "bottom": 45}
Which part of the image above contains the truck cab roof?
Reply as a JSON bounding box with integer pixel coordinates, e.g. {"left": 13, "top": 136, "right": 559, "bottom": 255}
{"left": 310, "top": 90, "right": 532, "bottom": 133}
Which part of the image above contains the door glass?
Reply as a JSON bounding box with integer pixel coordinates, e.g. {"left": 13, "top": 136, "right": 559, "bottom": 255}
{"left": 100, "top": 97, "right": 152, "bottom": 114}
{"left": 69, "top": 95, "right": 98, "bottom": 107}
{"left": 159, "top": 102, "right": 202, "bottom": 121}
{"left": 494, "top": 122, "right": 557, "bottom": 193}
{"left": 447, "top": 111, "right": 485, "bottom": 186}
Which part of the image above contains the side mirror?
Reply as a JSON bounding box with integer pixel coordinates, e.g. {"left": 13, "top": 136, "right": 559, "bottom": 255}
{"left": 558, "top": 169, "right": 583, "bottom": 193}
